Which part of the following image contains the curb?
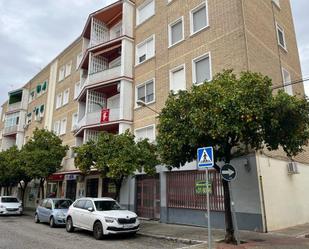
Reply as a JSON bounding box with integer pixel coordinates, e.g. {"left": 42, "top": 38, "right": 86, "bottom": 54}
{"left": 138, "top": 232, "right": 206, "bottom": 245}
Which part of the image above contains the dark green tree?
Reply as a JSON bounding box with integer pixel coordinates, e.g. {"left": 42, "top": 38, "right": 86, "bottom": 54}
{"left": 21, "top": 128, "right": 68, "bottom": 199}
{"left": 157, "top": 70, "right": 309, "bottom": 243}
{"left": 75, "top": 130, "right": 158, "bottom": 200}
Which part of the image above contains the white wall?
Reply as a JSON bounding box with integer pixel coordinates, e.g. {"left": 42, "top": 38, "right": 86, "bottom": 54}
{"left": 257, "top": 154, "right": 309, "bottom": 231}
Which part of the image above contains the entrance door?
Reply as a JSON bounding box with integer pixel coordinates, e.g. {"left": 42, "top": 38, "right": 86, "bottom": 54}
{"left": 86, "top": 178, "right": 99, "bottom": 197}
{"left": 136, "top": 175, "right": 160, "bottom": 219}
{"left": 66, "top": 180, "right": 77, "bottom": 201}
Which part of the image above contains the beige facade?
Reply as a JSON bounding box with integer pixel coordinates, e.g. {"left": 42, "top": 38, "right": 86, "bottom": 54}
{"left": 0, "top": 0, "right": 308, "bottom": 231}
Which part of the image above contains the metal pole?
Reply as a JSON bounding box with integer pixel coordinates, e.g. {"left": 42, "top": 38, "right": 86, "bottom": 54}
{"left": 228, "top": 181, "right": 240, "bottom": 245}
{"left": 206, "top": 168, "right": 211, "bottom": 249}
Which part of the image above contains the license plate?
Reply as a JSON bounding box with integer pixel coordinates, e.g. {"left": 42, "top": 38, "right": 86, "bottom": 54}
{"left": 123, "top": 224, "right": 134, "bottom": 229}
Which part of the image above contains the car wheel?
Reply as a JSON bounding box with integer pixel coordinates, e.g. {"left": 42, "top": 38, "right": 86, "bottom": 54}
{"left": 34, "top": 213, "right": 40, "bottom": 223}
{"left": 93, "top": 221, "right": 104, "bottom": 240}
{"left": 49, "top": 217, "right": 55, "bottom": 228}
{"left": 66, "top": 217, "right": 74, "bottom": 233}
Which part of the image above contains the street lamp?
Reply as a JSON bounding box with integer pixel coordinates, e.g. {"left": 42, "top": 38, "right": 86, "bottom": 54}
{"left": 136, "top": 100, "right": 160, "bottom": 115}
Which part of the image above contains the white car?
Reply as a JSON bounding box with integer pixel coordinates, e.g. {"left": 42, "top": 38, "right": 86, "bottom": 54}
{"left": 0, "top": 196, "right": 23, "bottom": 215}
{"left": 66, "top": 197, "right": 140, "bottom": 240}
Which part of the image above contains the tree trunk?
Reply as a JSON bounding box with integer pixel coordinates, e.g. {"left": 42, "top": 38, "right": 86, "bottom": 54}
{"left": 19, "top": 181, "right": 28, "bottom": 208}
{"left": 40, "top": 178, "right": 45, "bottom": 199}
{"left": 114, "top": 177, "right": 124, "bottom": 202}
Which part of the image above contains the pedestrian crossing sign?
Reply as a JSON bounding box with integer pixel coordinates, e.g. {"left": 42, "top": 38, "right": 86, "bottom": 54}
{"left": 197, "top": 147, "right": 214, "bottom": 168}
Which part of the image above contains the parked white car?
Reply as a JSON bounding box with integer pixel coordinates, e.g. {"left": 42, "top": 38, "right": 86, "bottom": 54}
{"left": 0, "top": 196, "right": 23, "bottom": 215}
{"left": 66, "top": 197, "right": 139, "bottom": 239}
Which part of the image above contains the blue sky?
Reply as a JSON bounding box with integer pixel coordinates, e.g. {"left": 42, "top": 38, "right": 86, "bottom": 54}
{"left": 0, "top": 0, "right": 308, "bottom": 106}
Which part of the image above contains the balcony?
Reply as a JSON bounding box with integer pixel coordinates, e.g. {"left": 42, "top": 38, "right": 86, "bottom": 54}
{"left": 3, "top": 125, "right": 18, "bottom": 135}
{"left": 76, "top": 108, "right": 120, "bottom": 131}
{"left": 7, "top": 102, "right": 22, "bottom": 112}
{"left": 86, "top": 66, "right": 121, "bottom": 87}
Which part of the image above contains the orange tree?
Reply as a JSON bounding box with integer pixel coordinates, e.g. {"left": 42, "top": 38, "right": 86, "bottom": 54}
{"left": 157, "top": 70, "right": 309, "bottom": 243}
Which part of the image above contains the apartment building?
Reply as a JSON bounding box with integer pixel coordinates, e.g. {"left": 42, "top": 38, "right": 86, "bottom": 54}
{"left": 0, "top": 0, "right": 308, "bottom": 232}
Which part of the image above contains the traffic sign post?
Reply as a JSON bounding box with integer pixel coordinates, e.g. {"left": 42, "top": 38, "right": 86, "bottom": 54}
{"left": 197, "top": 147, "right": 214, "bottom": 249}
{"left": 221, "top": 164, "right": 240, "bottom": 245}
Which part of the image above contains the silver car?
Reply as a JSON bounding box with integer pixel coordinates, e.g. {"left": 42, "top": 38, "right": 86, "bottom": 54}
{"left": 0, "top": 196, "right": 23, "bottom": 215}
{"left": 35, "top": 198, "right": 73, "bottom": 227}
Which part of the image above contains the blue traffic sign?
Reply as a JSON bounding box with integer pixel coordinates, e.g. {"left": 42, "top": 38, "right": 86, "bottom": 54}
{"left": 197, "top": 147, "right": 214, "bottom": 168}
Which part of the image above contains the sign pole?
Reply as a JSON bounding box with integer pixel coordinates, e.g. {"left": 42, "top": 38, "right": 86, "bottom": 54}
{"left": 206, "top": 168, "right": 212, "bottom": 249}
{"left": 228, "top": 181, "right": 240, "bottom": 245}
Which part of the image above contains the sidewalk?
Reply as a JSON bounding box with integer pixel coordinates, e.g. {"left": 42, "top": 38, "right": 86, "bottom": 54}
{"left": 139, "top": 220, "right": 309, "bottom": 249}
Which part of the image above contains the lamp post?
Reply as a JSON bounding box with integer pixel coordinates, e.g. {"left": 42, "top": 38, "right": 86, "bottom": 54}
{"left": 136, "top": 100, "right": 160, "bottom": 115}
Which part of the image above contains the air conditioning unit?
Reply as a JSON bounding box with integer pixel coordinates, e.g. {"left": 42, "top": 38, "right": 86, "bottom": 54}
{"left": 287, "top": 162, "right": 299, "bottom": 174}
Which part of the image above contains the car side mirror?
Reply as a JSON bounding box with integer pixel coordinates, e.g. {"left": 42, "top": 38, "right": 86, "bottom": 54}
{"left": 88, "top": 207, "right": 94, "bottom": 212}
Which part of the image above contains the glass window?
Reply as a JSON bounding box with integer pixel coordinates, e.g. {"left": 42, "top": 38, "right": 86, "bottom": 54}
{"left": 169, "top": 18, "right": 183, "bottom": 46}
{"left": 193, "top": 54, "right": 211, "bottom": 84}
{"left": 76, "top": 53, "right": 83, "bottom": 70}
{"left": 94, "top": 200, "right": 121, "bottom": 211}
{"left": 58, "top": 66, "right": 65, "bottom": 81}
{"left": 84, "top": 200, "right": 94, "bottom": 210}
{"left": 41, "top": 199, "right": 48, "bottom": 208}
{"left": 73, "top": 200, "right": 86, "bottom": 209}
{"left": 277, "top": 23, "right": 286, "bottom": 49}
{"left": 56, "top": 93, "right": 62, "bottom": 109}
{"left": 137, "top": 80, "right": 154, "bottom": 104}
{"left": 191, "top": 4, "right": 208, "bottom": 34}
{"left": 36, "top": 84, "right": 42, "bottom": 94}
{"left": 53, "top": 199, "right": 73, "bottom": 209}
{"left": 137, "top": 0, "right": 155, "bottom": 25}
{"left": 71, "top": 113, "right": 78, "bottom": 130}
{"left": 135, "top": 125, "right": 155, "bottom": 142}
{"left": 136, "top": 36, "right": 155, "bottom": 64}
{"left": 170, "top": 65, "right": 186, "bottom": 92}
{"left": 53, "top": 121, "right": 60, "bottom": 135}
{"left": 45, "top": 200, "right": 53, "bottom": 210}
{"left": 63, "top": 89, "right": 70, "bottom": 105}
{"left": 282, "top": 68, "right": 293, "bottom": 95}
{"left": 60, "top": 118, "right": 67, "bottom": 135}
{"left": 42, "top": 81, "right": 48, "bottom": 92}
{"left": 1, "top": 197, "right": 19, "bottom": 203}
{"left": 65, "top": 61, "right": 72, "bottom": 77}
{"left": 74, "top": 82, "right": 80, "bottom": 99}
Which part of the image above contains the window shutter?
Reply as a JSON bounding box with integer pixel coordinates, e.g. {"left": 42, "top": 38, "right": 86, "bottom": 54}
{"left": 195, "top": 56, "right": 210, "bottom": 83}
{"left": 193, "top": 6, "right": 207, "bottom": 33}
{"left": 171, "top": 67, "right": 186, "bottom": 91}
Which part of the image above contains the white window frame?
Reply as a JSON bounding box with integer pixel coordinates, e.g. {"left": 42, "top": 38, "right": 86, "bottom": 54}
{"left": 136, "top": 0, "right": 155, "bottom": 26}
{"left": 282, "top": 67, "right": 293, "bottom": 95}
{"left": 58, "top": 66, "right": 65, "bottom": 82}
{"left": 53, "top": 121, "right": 60, "bottom": 136}
{"left": 71, "top": 113, "right": 78, "bottom": 131}
{"left": 65, "top": 61, "right": 72, "bottom": 77}
{"left": 192, "top": 52, "right": 212, "bottom": 85}
{"left": 135, "top": 35, "right": 155, "bottom": 65}
{"left": 63, "top": 89, "right": 70, "bottom": 106}
{"left": 190, "top": 2, "right": 209, "bottom": 36}
{"left": 60, "top": 118, "right": 67, "bottom": 135}
{"left": 135, "top": 78, "right": 156, "bottom": 108}
{"left": 56, "top": 93, "right": 62, "bottom": 109}
{"left": 169, "top": 64, "right": 186, "bottom": 92}
{"left": 276, "top": 22, "right": 287, "bottom": 51}
{"left": 74, "top": 82, "right": 81, "bottom": 99}
{"left": 168, "top": 16, "right": 184, "bottom": 48}
{"left": 134, "top": 124, "right": 156, "bottom": 142}
{"left": 76, "top": 52, "right": 83, "bottom": 70}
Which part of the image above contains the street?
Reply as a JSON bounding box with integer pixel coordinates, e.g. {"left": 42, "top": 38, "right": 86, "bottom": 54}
{"left": 0, "top": 214, "right": 188, "bottom": 249}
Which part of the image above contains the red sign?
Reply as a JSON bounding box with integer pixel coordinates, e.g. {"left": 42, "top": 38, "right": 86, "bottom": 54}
{"left": 48, "top": 174, "right": 64, "bottom": 181}
{"left": 100, "top": 109, "right": 110, "bottom": 123}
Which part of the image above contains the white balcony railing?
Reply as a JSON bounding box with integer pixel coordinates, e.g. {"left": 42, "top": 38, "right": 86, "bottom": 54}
{"left": 7, "top": 102, "right": 22, "bottom": 112}
{"left": 77, "top": 108, "right": 120, "bottom": 130}
{"left": 87, "top": 66, "right": 121, "bottom": 86}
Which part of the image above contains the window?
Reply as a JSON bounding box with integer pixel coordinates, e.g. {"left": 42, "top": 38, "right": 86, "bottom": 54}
{"left": 42, "top": 81, "right": 48, "bottom": 93}
{"left": 84, "top": 200, "right": 94, "bottom": 210}
{"left": 29, "top": 91, "right": 35, "bottom": 103}
{"left": 36, "top": 84, "right": 42, "bottom": 95}
{"left": 136, "top": 35, "right": 155, "bottom": 64}
{"left": 135, "top": 125, "right": 155, "bottom": 142}
{"left": 76, "top": 53, "right": 83, "bottom": 70}
{"left": 74, "top": 82, "right": 81, "bottom": 99}
{"left": 65, "top": 61, "right": 72, "bottom": 77}
{"left": 282, "top": 68, "right": 293, "bottom": 95}
{"left": 192, "top": 52, "right": 211, "bottom": 84}
{"left": 40, "top": 105, "right": 45, "bottom": 117}
{"left": 276, "top": 23, "right": 286, "bottom": 50}
{"left": 71, "top": 113, "right": 78, "bottom": 131}
{"left": 56, "top": 93, "right": 62, "bottom": 109}
{"left": 136, "top": 79, "right": 155, "bottom": 105}
{"left": 60, "top": 118, "right": 67, "bottom": 135}
{"left": 58, "top": 66, "right": 65, "bottom": 81}
{"left": 53, "top": 121, "right": 60, "bottom": 135}
{"left": 136, "top": 0, "right": 155, "bottom": 25}
{"left": 190, "top": 2, "right": 208, "bottom": 35}
{"left": 170, "top": 65, "right": 186, "bottom": 92}
{"left": 26, "top": 113, "right": 32, "bottom": 124}
{"left": 169, "top": 17, "right": 184, "bottom": 47}
{"left": 63, "top": 89, "right": 70, "bottom": 105}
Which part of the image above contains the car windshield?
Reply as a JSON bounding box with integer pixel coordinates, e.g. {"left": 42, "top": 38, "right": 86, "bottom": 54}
{"left": 1, "top": 197, "right": 19, "bottom": 203}
{"left": 94, "top": 200, "right": 121, "bottom": 211}
{"left": 53, "top": 199, "right": 72, "bottom": 209}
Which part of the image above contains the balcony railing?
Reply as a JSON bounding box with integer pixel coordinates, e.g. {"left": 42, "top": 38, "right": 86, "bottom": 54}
{"left": 87, "top": 66, "right": 121, "bottom": 86}
{"left": 88, "top": 31, "right": 122, "bottom": 49}
{"left": 76, "top": 108, "right": 120, "bottom": 130}
{"left": 3, "top": 125, "right": 18, "bottom": 135}
{"left": 7, "top": 102, "right": 22, "bottom": 112}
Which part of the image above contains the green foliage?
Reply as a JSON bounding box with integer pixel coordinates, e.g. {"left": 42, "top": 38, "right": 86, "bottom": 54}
{"left": 0, "top": 146, "right": 20, "bottom": 187}
{"left": 157, "top": 69, "right": 309, "bottom": 167}
{"left": 21, "top": 128, "right": 68, "bottom": 180}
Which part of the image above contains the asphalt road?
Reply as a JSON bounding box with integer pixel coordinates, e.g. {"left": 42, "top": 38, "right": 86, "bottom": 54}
{"left": 0, "top": 214, "right": 188, "bottom": 249}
